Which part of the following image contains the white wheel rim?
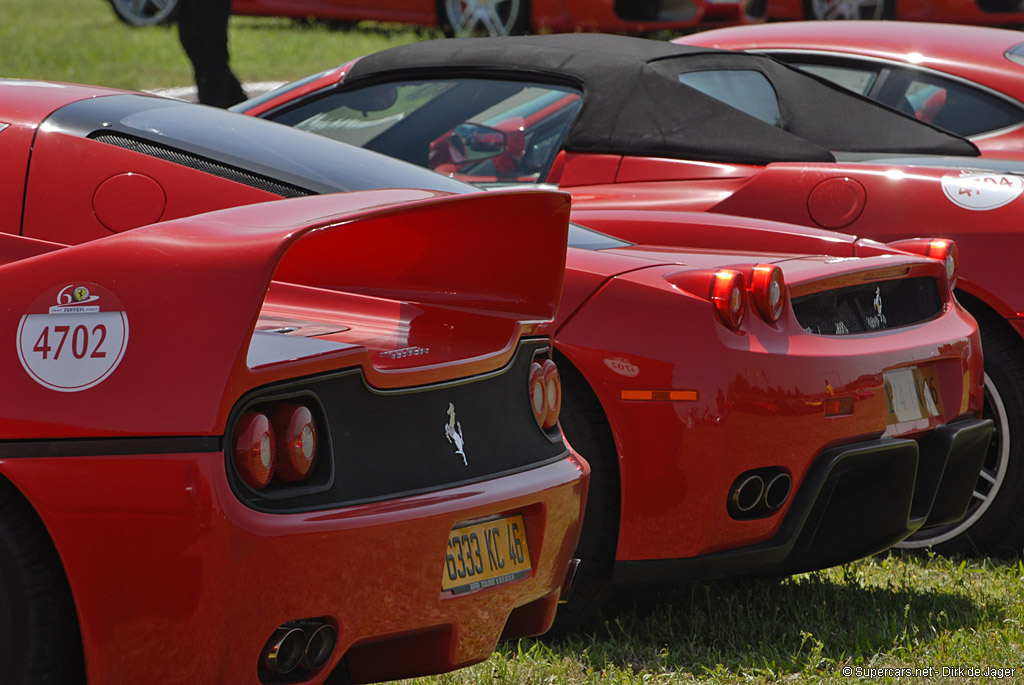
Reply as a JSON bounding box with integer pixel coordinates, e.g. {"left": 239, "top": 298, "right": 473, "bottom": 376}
{"left": 111, "top": 0, "right": 176, "bottom": 25}
{"left": 444, "top": 0, "right": 522, "bottom": 36}
{"left": 810, "top": 0, "right": 884, "bottom": 19}
{"left": 898, "top": 372, "right": 1010, "bottom": 549}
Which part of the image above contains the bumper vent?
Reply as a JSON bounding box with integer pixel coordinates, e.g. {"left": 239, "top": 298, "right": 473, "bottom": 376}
{"left": 90, "top": 132, "right": 311, "bottom": 198}
{"left": 792, "top": 277, "right": 942, "bottom": 336}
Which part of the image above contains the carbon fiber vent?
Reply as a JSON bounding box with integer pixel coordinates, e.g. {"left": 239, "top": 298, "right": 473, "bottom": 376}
{"left": 90, "top": 132, "right": 311, "bottom": 198}
{"left": 792, "top": 277, "right": 942, "bottom": 335}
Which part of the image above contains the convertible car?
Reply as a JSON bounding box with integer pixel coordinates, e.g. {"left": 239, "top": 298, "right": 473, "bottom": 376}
{"left": 681, "top": 21, "right": 1024, "bottom": 156}
{"left": 0, "top": 80, "right": 591, "bottom": 684}
{"left": 238, "top": 33, "right": 1023, "bottom": 558}
{"left": 2, "top": 80, "right": 990, "bottom": 637}
{"left": 108, "top": 0, "right": 764, "bottom": 36}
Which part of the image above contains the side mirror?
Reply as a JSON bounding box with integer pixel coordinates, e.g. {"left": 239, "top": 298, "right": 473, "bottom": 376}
{"left": 448, "top": 123, "right": 507, "bottom": 163}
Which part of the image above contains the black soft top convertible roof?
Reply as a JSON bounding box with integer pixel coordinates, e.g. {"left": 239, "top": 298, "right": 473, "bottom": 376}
{"left": 346, "top": 33, "right": 978, "bottom": 166}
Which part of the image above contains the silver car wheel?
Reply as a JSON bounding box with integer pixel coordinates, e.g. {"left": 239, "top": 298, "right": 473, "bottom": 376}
{"left": 109, "top": 0, "right": 178, "bottom": 26}
{"left": 443, "top": 0, "right": 524, "bottom": 36}
{"left": 808, "top": 0, "right": 886, "bottom": 19}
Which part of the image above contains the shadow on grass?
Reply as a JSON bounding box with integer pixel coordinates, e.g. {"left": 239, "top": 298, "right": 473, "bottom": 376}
{"left": 539, "top": 554, "right": 1006, "bottom": 676}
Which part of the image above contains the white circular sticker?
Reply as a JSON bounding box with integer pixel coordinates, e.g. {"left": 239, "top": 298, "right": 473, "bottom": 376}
{"left": 17, "top": 284, "right": 129, "bottom": 392}
{"left": 941, "top": 171, "right": 1024, "bottom": 211}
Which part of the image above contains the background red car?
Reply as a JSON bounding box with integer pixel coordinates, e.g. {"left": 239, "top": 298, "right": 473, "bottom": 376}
{"left": 108, "top": 0, "right": 765, "bottom": 36}
{"left": 765, "top": 0, "right": 1024, "bottom": 23}
{"left": 239, "top": 33, "right": 1022, "bottom": 559}
{"left": 0, "top": 80, "right": 589, "bottom": 684}
{"left": 680, "top": 21, "right": 1024, "bottom": 157}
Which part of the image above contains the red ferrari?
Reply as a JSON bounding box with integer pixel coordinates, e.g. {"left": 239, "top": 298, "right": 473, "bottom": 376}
{"left": 238, "top": 33, "right": 1023, "bottom": 561}
{"left": 679, "top": 21, "right": 1024, "bottom": 158}
{"left": 763, "top": 0, "right": 1024, "bottom": 23}
{"left": 107, "top": 0, "right": 765, "bottom": 36}
{"left": 0, "top": 80, "right": 592, "bottom": 683}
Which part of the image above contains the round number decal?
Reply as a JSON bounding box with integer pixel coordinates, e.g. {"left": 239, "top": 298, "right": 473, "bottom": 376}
{"left": 17, "top": 284, "right": 129, "bottom": 392}
{"left": 941, "top": 171, "right": 1024, "bottom": 211}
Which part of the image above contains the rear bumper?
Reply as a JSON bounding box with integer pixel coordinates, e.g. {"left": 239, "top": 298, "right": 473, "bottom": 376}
{"left": 2, "top": 450, "right": 588, "bottom": 684}
{"left": 612, "top": 417, "right": 990, "bottom": 585}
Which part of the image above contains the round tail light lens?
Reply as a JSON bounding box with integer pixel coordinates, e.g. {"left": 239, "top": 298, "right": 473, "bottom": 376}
{"left": 750, "top": 264, "right": 785, "bottom": 323}
{"left": 234, "top": 412, "right": 276, "bottom": 490}
{"left": 529, "top": 362, "right": 547, "bottom": 428}
{"left": 710, "top": 269, "right": 746, "bottom": 330}
{"left": 541, "top": 359, "right": 562, "bottom": 429}
{"left": 272, "top": 404, "right": 318, "bottom": 482}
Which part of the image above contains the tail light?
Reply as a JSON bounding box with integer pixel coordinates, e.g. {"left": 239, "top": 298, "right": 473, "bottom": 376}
{"left": 529, "top": 359, "right": 562, "bottom": 430}
{"left": 234, "top": 412, "right": 276, "bottom": 490}
{"left": 888, "top": 238, "right": 959, "bottom": 288}
{"left": 750, "top": 264, "right": 785, "bottom": 323}
{"left": 710, "top": 269, "right": 746, "bottom": 330}
{"left": 273, "top": 404, "right": 318, "bottom": 482}
{"left": 541, "top": 359, "right": 562, "bottom": 429}
{"left": 233, "top": 401, "right": 323, "bottom": 490}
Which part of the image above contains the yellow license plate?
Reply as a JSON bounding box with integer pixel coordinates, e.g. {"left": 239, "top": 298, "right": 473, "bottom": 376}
{"left": 442, "top": 514, "right": 532, "bottom": 594}
{"left": 885, "top": 366, "right": 942, "bottom": 424}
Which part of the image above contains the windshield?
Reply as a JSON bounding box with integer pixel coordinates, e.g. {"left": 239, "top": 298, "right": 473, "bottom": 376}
{"left": 270, "top": 79, "right": 584, "bottom": 184}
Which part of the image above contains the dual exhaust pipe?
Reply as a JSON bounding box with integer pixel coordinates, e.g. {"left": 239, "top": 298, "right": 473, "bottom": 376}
{"left": 261, "top": 619, "right": 337, "bottom": 681}
{"left": 728, "top": 468, "right": 792, "bottom": 520}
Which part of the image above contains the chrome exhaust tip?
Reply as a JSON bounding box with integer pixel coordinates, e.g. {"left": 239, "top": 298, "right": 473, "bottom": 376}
{"left": 764, "top": 472, "right": 792, "bottom": 510}
{"left": 263, "top": 627, "right": 307, "bottom": 674}
{"left": 730, "top": 474, "right": 765, "bottom": 513}
{"left": 558, "top": 558, "right": 581, "bottom": 605}
{"left": 302, "top": 624, "right": 337, "bottom": 671}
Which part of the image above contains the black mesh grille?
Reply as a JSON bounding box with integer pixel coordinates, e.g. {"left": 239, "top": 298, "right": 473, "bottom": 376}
{"left": 792, "top": 277, "right": 942, "bottom": 335}
{"left": 90, "top": 132, "right": 311, "bottom": 198}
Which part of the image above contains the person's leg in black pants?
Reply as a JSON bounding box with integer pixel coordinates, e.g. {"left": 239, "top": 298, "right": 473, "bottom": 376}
{"left": 177, "top": 0, "right": 247, "bottom": 108}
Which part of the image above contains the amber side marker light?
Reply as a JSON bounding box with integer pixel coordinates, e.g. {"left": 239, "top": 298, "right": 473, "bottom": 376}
{"left": 824, "top": 396, "right": 855, "bottom": 417}
{"left": 621, "top": 390, "right": 699, "bottom": 401}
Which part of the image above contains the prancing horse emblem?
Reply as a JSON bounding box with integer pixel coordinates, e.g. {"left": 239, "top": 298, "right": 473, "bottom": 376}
{"left": 873, "top": 287, "right": 887, "bottom": 328}
{"left": 444, "top": 402, "right": 467, "bottom": 466}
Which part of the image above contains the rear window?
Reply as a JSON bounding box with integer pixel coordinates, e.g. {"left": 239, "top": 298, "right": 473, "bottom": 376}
{"left": 678, "top": 69, "right": 782, "bottom": 127}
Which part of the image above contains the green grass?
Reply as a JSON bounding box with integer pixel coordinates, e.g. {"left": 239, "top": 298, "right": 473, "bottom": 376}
{"left": 4, "top": 3, "right": 1023, "bottom": 683}
{"left": 405, "top": 552, "right": 1024, "bottom": 684}
{"left": 0, "top": 0, "right": 433, "bottom": 91}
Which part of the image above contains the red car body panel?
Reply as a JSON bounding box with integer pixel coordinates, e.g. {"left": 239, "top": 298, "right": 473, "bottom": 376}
{"left": 764, "top": 0, "right": 1024, "bottom": 23}
{"left": 679, "top": 22, "right": 1024, "bottom": 155}
{"left": 229, "top": 0, "right": 759, "bottom": 34}
{"left": 0, "top": 82, "right": 589, "bottom": 683}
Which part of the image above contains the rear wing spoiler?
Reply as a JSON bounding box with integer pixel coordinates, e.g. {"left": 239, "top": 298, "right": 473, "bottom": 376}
{"left": 0, "top": 188, "right": 570, "bottom": 439}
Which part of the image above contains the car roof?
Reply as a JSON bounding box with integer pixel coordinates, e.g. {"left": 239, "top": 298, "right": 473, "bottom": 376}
{"left": 346, "top": 33, "right": 978, "bottom": 166}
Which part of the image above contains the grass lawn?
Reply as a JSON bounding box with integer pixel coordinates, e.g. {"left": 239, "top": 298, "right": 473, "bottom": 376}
{"left": 3, "top": 2, "right": 1023, "bottom": 683}
{"left": 0, "top": 0, "right": 432, "bottom": 91}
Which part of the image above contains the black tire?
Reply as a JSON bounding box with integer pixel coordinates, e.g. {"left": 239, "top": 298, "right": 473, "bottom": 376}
{"left": 437, "top": 0, "right": 530, "bottom": 37}
{"left": 0, "top": 481, "right": 82, "bottom": 684}
{"left": 545, "top": 354, "right": 620, "bottom": 636}
{"left": 899, "top": 305, "right": 1024, "bottom": 556}
{"left": 108, "top": 0, "right": 179, "bottom": 26}
{"left": 802, "top": 0, "right": 891, "bottom": 19}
